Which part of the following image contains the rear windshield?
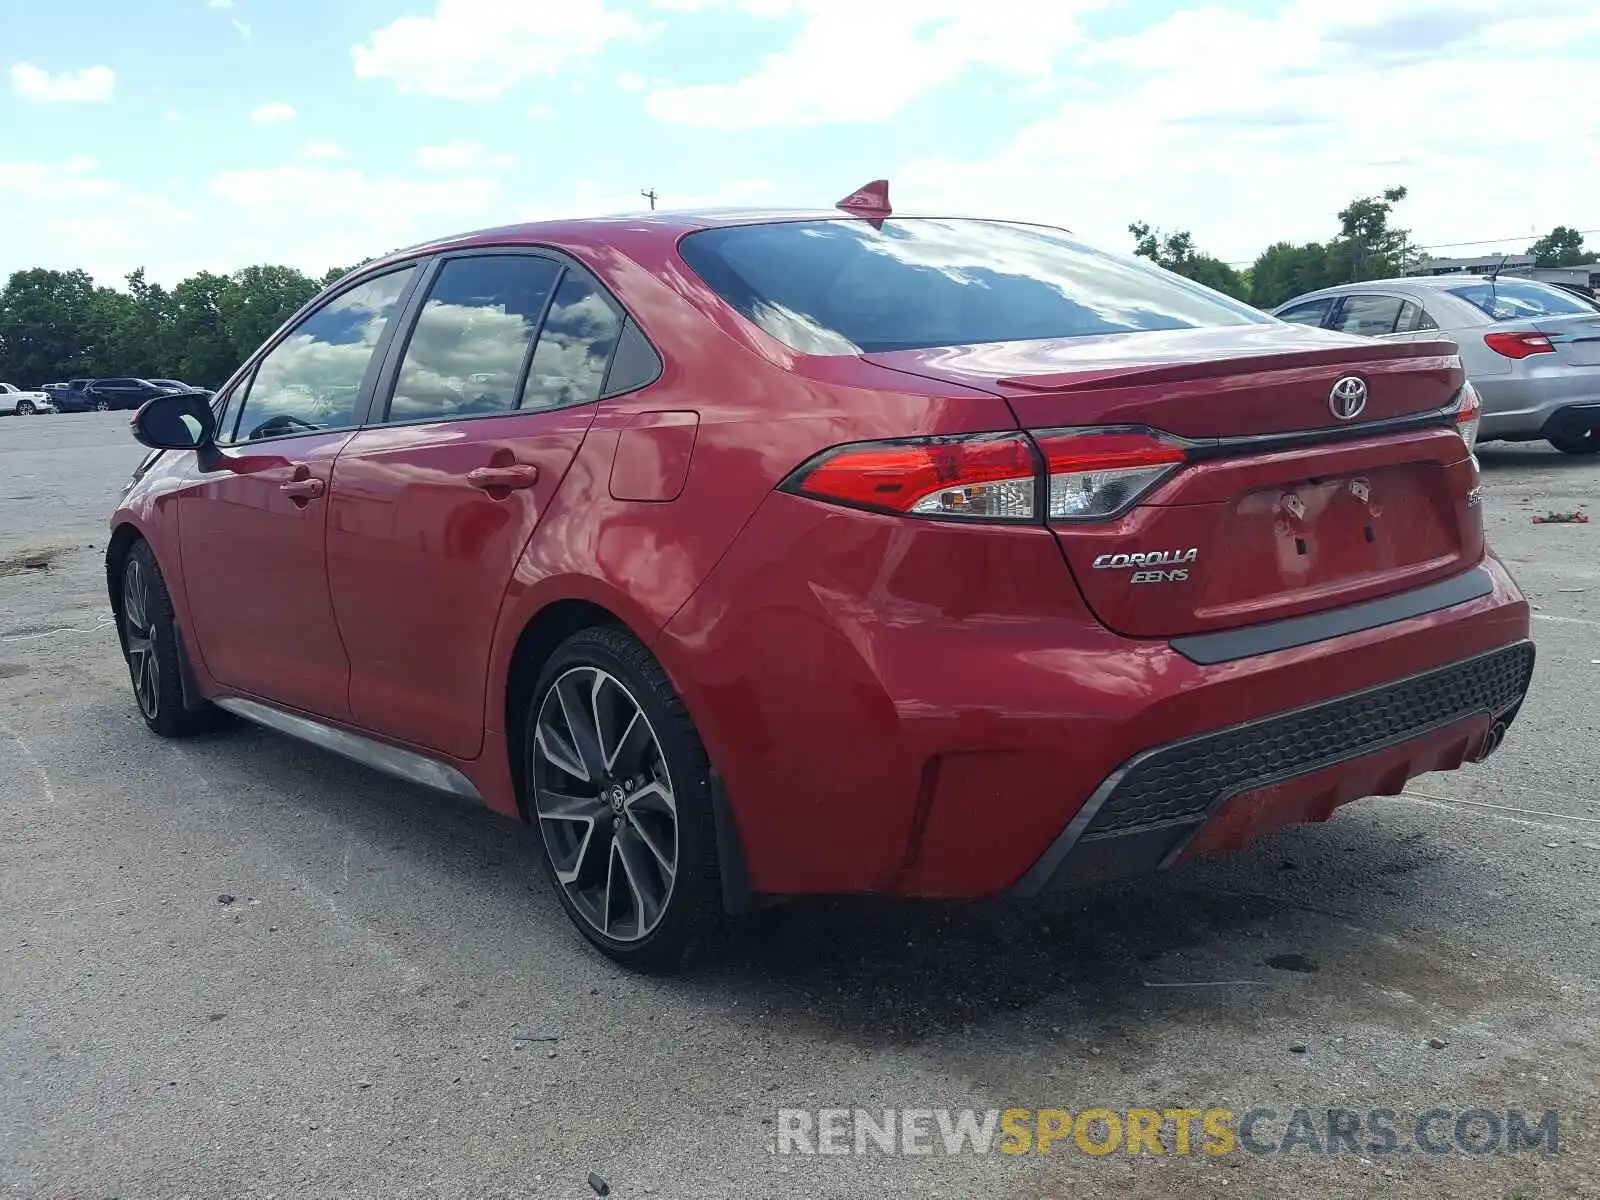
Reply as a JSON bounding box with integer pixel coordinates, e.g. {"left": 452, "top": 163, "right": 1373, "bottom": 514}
{"left": 678, "top": 218, "right": 1268, "bottom": 355}
{"left": 1447, "top": 280, "right": 1598, "bottom": 321}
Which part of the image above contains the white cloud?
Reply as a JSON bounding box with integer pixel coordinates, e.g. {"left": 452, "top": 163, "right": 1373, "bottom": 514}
{"left": 207, "top": 0, "right": 233, "bottom": 7}
{"left": 528, "top": 104, "right": 555, "bottom": 120}
{"left": 302, "top": 141, "right": 346, "bottom": 160}
{"left": 354, "top": 0, "right": 643, "bottom": 100}
{"left": 249, "top": 101, "right": 297, "bottom": 124}
{"left": 233, "top": 18, "right": 253, "bottom": 39}
{"left": 616, "top": 71, "right": 646, "bottom": 92}
{"left": 9, "top": 63, "right": 115, "bottom": 102}
{"left": 894, "top": 0, "right": 1600, "bottom": 264}
{"left": 415, "top": 141, "right": 515, "bottom": 171}
{"left": 646, "top": 0, "right": 1104, "bottom": 128}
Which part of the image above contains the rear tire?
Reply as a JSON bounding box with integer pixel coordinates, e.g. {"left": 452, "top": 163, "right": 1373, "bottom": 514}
{"left": 120, "top": 541, "right": 227, "bottom": 738}
{"left": 16, "top": 400, "right": 34, "bottom": 415}
{"left": 1548, "top": 429, "right": 1600, "bottom": 455}
{"left": 524, "top": 624, "right": 733, "bottom": 971}
{"left": 93, "top": 399, "right": 111, "bottom": 412}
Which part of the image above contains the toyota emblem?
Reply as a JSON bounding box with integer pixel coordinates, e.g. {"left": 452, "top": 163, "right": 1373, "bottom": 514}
{"left": 1329, "top": 376, "right": 1368, "bottom": 420}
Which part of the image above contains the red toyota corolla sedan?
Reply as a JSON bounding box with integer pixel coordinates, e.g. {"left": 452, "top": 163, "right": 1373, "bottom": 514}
{"left": 108, "top": 184, "right": 1534, "bottom": 968}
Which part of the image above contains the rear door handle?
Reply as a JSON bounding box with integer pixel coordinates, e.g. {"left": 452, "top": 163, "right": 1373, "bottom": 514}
{"left": 280, "top": 477, "right": 326, "bottom": 500}
{"left": 466, "top": 464, "right": 540, "bottom": 491}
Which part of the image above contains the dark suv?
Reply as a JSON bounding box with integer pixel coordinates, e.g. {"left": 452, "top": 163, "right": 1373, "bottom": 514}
{"left": 84, "top": 378, "right": 183, "bottom": 411}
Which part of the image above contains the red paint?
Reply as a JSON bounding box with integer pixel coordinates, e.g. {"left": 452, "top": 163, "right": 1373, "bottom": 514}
{"left": 110, "top": 207, "right": 1532, "bottom": 893}
{"left": 609, "top": 411, "right": 700, "bottom": 502}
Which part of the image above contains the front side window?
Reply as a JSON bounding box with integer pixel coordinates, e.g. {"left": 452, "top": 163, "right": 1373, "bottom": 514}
{"left": 522, "top": 273, "right": 623, "bottom": 411}
{"left": 387, "top": 256, "right": 562, "bottom": 422}
{"left": 230, "top": 268, "right": 415, "bottom": 442}
{"left": 1330, "top": 295, "right": 1406, "bottom": 336}
{"left": 1448, "top": 279, "right": 1598, "bottom": 321}
{"left": 679, "top": 218, "right": 1268, "bottom": 355}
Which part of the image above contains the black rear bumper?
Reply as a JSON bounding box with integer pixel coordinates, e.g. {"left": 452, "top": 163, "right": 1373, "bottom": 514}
{"left": 1011, "top": 641, "right": 1535, "bottom": 896}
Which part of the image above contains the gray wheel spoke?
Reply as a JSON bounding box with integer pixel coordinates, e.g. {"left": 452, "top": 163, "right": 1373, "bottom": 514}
{"left": 626, "top": 778, "right": 675, "bottom": 816}
{"left": 534, "top": 718, "right": 587, "bottom": 783}
{"left": 126, "top": 632, "right": 153, "bottom": 658}
{"left": 626, "top": 813, "right": 675, "bottom": 884}
{"left": 531, "top": 663, "right": 679, "bottom": 945}
{"left": 555, "top": 673, "right": 606, "bottom": 780}
{"left": 535, "top": 789, "right": 605, "bottom": 822}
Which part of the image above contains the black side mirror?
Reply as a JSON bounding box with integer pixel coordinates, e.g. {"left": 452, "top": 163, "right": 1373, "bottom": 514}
{"left": 132, "top": 390, "right": 216, "bottom": 450}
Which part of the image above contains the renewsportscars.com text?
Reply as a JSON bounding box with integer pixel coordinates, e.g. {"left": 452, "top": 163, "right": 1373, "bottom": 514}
{"left": 775, "top": 1107, "right": 1560, "bottom": 1157}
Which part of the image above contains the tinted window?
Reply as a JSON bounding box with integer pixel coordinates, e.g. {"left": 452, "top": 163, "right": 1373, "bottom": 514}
{"left": 1448, "top": 279, "right": 1596, "bottom": 320}
{"left": 1395, "top": 300, "right": 1438, "bottom": 332}
{"left": 522, "top": 273, "right": 623, "bottom": 411}
{"left": 1331, "top": 295, "right": 1405, "bottom": 336}
{"left": 1276, "top": 298, "right": 1334, "bottom": 327}
{"left": 386, "top": 256, "right": 561, "bottom": 422}
{"left": 230, "top": 268, "right": 415, "bottom": 442}
{"left": 679, "top": 219, "right": 1268, "bottom": 355}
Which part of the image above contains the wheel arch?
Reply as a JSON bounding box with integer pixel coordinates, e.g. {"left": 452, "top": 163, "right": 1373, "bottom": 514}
{"left": 502, "top": 597, "right": 628, "bottom": 821}
{"left": 105, "top": 522, "right": 209, "bottom": 713}
{"left": 497, "top": 591, "right": 755, "bottom": 913}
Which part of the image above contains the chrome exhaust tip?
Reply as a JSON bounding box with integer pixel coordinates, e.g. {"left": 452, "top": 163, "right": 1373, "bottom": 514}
{"left": 1472, "top": 720, "right": 1507, "bottom": 763}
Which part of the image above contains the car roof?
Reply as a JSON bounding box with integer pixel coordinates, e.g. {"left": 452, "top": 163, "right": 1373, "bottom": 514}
{"left": 351, "top": 207, "right": 1019, "bottom": 274}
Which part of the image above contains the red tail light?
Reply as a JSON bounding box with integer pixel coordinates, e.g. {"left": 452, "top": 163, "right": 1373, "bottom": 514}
{"left": 784, "top": 428, "right": 1190, "bottom": 523}
{"left": 786, "top": 433, "right": 1039, "bottom": 521}
{"left": 1484, "top": 331, "right": 1555, "bottom": 359}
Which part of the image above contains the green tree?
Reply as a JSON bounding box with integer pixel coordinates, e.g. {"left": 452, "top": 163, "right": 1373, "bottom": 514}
{"left": 0, "top": 268, "right": 99, "bottom": 384}
{"left": 218, "top": 264, "right": 319, "bottom": 356}
{"left": 1328, "top": 185, "right": 1414, "bottom": 282}
{"left": 1527, "top": 225, "right": 1597, "bottom": 267}
{"left": 168, "top": 271, "right": 240, "bottom": 387}
{"left": 1128, "top": 222, "right": 1246, "bottom": 300}
{"left": 1249, "top": 242, "right": 1332, "bottom": 307}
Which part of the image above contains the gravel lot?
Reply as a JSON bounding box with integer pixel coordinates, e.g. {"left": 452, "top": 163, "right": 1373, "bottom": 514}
{"left": 2, "top": 413, "right": 1597, "bottom": 1200}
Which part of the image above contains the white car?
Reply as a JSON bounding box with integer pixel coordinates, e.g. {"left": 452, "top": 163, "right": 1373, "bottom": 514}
{"left": 0, "top": 383, "right": 56, "bottom": 415}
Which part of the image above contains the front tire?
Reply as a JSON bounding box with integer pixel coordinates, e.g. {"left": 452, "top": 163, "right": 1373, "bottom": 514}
{"left": 525, "top": 625, "right": 732, "bottom": 970}
{"left": 120, "top": 541, "right": 225, "bottom": 738}
{"left": 1548, "top": 429, "right": 1600, "bottom": 455}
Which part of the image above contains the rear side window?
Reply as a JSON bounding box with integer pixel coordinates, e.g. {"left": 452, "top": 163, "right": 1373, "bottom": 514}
{"left": 1396, "top": 299, "right": 1438, "bottom": 332}
{"left": 1448, "top": 280, "right": 1596, "bottom": 320}
{"left": 230, "top": 267, "right": 415, "bottom": 442}
{"left": 679, "top": 218, "right": 1268, "bottom": 355}
{"left": 1276, "top": 298, "right": 1334, "bottom": 327}
{"left": 522, "top": 273, "right": 623, "bottom": 411}
{"left": 1330, "top": 295, "right": 1406, "bottom": 336}
{"left": 387, "top": 256, "right": 562, "bottom": 422}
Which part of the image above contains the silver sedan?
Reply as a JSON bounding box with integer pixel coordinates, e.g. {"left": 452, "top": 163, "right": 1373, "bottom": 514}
{"left": 1272, "top": 276, "right": 1600, "bottom": 454}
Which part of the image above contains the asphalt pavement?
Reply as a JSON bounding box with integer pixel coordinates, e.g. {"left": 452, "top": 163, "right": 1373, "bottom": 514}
{"left": 2, "top": 413, "right": 1597, "bottom": 1199}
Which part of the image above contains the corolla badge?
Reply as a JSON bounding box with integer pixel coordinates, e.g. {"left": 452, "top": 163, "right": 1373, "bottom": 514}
{"left": 1329, "top": 375, "right": 1368, "bottom": 420}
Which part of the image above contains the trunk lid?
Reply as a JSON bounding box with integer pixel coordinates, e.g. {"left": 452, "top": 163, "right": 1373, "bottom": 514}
{"left": 865, "top": 326, "right": 1481, "bottom": 638}
{"left": 1530, "top": 312, "right": 1600, "bottom": 367}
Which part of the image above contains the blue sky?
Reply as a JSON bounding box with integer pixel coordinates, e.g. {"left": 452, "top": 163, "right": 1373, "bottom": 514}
{"left": 3, "top": 0, "right": 1598, "bottom": 285}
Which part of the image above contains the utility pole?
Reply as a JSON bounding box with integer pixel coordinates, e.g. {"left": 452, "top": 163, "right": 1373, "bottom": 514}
{"left": 641, "top": 188, "right": 658, "bottom": 211}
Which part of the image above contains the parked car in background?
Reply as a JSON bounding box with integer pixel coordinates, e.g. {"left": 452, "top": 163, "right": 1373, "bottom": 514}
{"left": 0, "top": 382, "right": 56, "bottom": 415}
{"left": 83, "top": 378, "right": 187, "bottom": 411}
{"left": 1273, "top": 276, "right": 1600, "bottom": 454}
{"left": 107, "top": 195, "right": 1533, "bottom": 968}
{"left": 43, "top": 380, "right": 98, "bottom": 412}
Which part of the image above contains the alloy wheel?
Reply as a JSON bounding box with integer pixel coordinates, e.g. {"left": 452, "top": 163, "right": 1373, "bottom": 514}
{"left": 94, "top": 399, "right": 111, "bottom": 412}
{"left": 532, "top": 666, "right": 678, "bottom": 943}
{"left": 16, "top": 400, "right": 34, "bottom": 415}
{"left": 123, "top": 557, "right": 160, "bottom": 719}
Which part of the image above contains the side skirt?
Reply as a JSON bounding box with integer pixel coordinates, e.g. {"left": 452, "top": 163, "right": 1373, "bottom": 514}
{"left": 213, "top": 697, "right": 485, "bottom": 804}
